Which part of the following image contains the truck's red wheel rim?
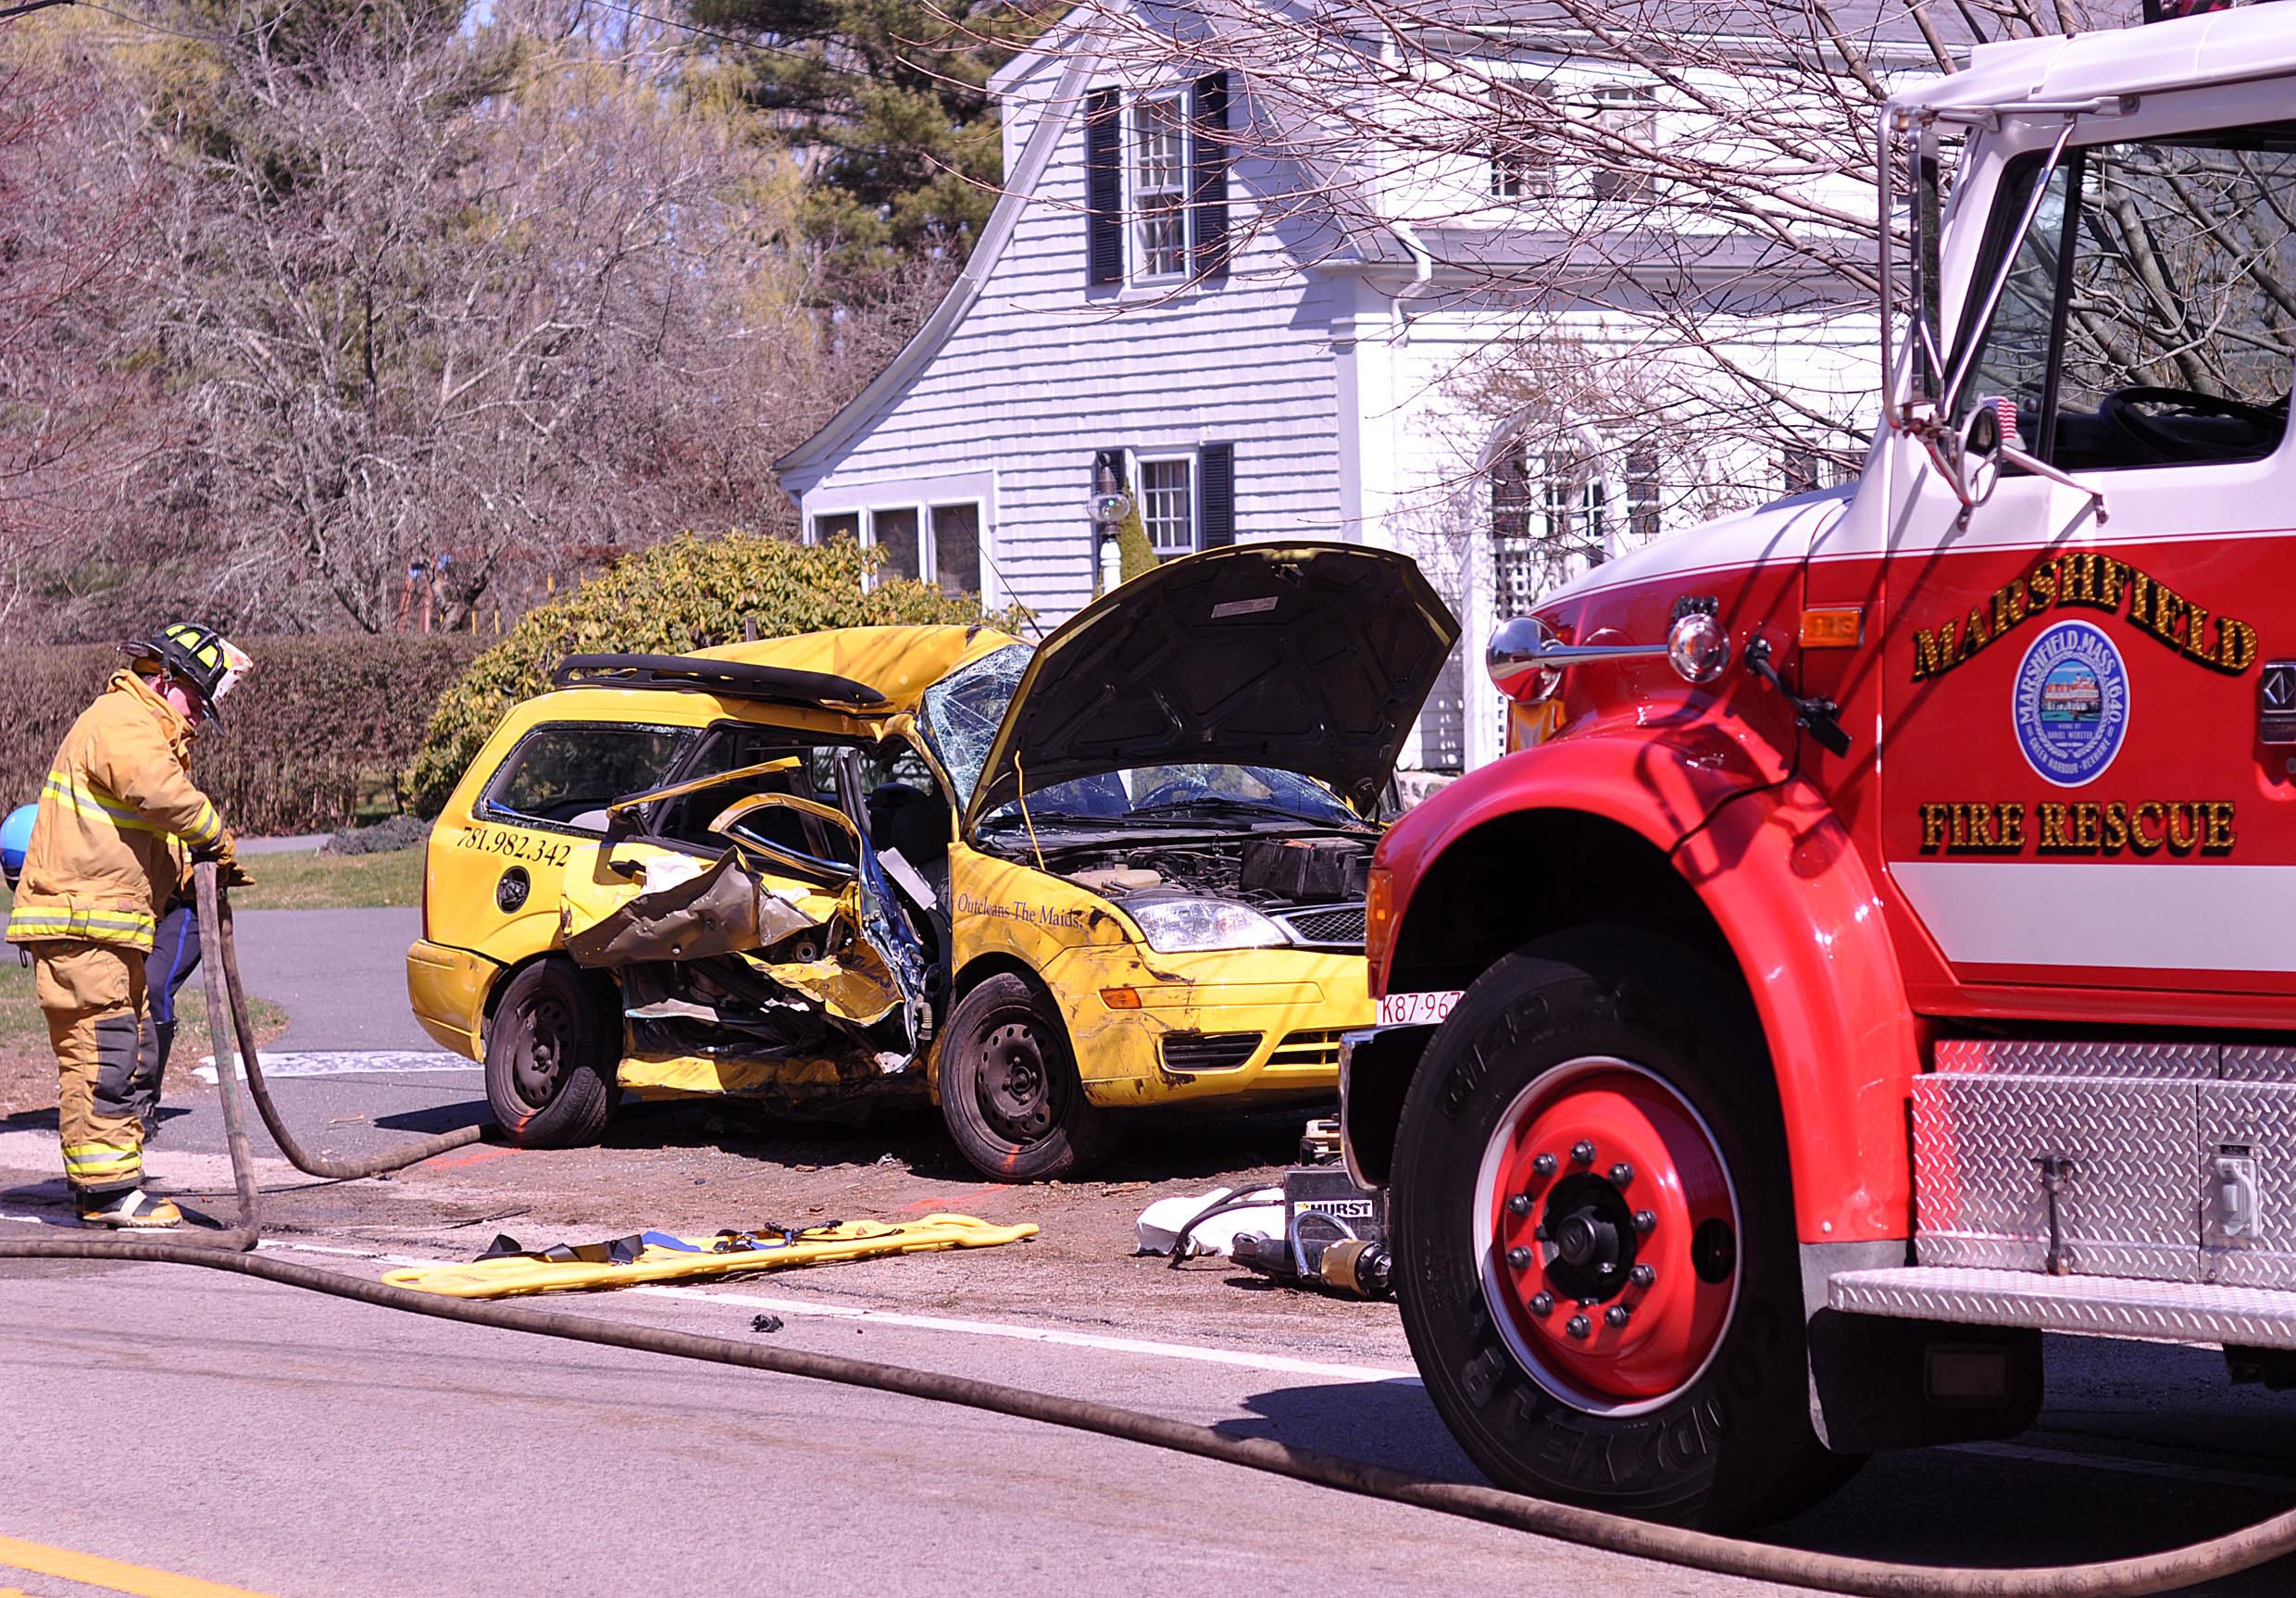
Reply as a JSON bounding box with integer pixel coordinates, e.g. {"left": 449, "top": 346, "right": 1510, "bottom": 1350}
{"left": 1472, "top": 1056, "right": 1740, "bottom": 1415}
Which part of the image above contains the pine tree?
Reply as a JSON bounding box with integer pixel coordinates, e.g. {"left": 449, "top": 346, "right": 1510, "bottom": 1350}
{"left": 686, "top": 0, "right": 1051, "bottom": 293}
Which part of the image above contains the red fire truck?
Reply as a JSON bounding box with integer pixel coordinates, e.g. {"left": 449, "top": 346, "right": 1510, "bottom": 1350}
{"left": 1341, "top": 3, "right": 2296, "bottom": 1532}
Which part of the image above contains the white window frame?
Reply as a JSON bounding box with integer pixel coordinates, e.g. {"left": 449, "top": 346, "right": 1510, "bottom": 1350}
{"left": 797, "top": 472, "right": 999, "bottom": 602}
{"left": 1489, "top": 81, "right": 1555, "bottom": 204}
{"left": 1135, "top": 452, "right": 1197, "bottom": 556}
{"left": 1128, "top": 90, "right": 1192, "bottom": 283}
{"left": 1588, "top": 84, "right": 1658, "bottom": 206}
{"left": 865, "top": 505, "right": 927, "bottom": 587}
{"left": 924, "top": 499, "right": 987, "bottom": 597}
{"left": 807, "top": 510, "right": 860, "bottom": 546}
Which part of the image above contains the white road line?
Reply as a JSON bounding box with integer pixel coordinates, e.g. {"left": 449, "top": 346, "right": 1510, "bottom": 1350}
{"left": 627, "top": 1282, "right": 1422, "bottom": 1385}
{"left": 239, "top": 1236, "right": 1419, "bottom": 1386}
{"left": 193, "top": 1050, "right": 479, "bottom": 1082}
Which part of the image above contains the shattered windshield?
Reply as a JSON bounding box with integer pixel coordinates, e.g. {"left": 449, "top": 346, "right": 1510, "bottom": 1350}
{"left": 980, "top": 765, "right": 1360, "bottom": 830}
{"left": 921, "top": 642, "right": 1363, "bottom": 830}
{"left": 918, "top": 643, "right": 1031, "bottom": 808}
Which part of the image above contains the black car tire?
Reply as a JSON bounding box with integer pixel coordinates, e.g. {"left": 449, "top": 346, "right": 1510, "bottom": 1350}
{"left": 939, "top": 972, "right": 1117, "bottom": 1182}
{"left": 1390, "top": 925, "right": 1851, "bottom": 1530}
{"left": 485, "top": 958, "right": 618, "bottom": 1149}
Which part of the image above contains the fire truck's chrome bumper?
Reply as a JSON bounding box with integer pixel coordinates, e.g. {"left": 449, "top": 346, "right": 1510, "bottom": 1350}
{"left": 1831, "top": 1266, "right": 2296, "bottom": 1351}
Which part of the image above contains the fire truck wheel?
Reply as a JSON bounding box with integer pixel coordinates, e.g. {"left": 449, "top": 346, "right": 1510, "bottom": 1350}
{"left": 939, "top": 973, "right": 1117, "bottom": 1183}
{"left": 1389, "top": 926, "right": 1847, "bottom": 1530}
{"left": 485, "top": 958, "right": 618, "bottom": 1149}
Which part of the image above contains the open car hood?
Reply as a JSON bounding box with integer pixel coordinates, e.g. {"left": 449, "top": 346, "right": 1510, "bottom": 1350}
{"left": 966, "top": 543, "right": 1460, "bottom": 829}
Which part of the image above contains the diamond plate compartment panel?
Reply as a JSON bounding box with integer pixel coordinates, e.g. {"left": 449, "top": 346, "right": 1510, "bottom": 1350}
{"left": 1931, "top": 1040, "right": 2216, "bottom": 1078}
{"left": 1914, "top": 1075, "right": 2199, "bottom": 1281}
{"left": 2201, "top": 1081, "right": 2296, "bottom": 1289}
{"left": 1830, "top": 1266, "right": 2296, "bottom": 1351}
{"left": 2224, "top": 1046, "right": 2296, "bottom": 1083}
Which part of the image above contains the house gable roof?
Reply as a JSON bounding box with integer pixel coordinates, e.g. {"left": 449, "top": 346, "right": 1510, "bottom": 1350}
{"left": 777, "top": 45, "right": 1098, "bottom": 481}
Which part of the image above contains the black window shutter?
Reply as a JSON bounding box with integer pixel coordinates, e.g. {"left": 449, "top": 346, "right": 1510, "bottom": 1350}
{"left": 1093, "top": 447, "right": 1129, "bottom": 495}
{"left": 1199, "top": 443, "right": 1235, "bottom": 546}
{"left": 1192, "top": 73, "right": 1230, "bottom": 281}
{"left": 1085, "top": 88, "right": 1124, "bottom": 286}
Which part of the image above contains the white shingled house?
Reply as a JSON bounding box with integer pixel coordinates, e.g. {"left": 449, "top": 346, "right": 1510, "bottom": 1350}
{"left": 773, "top": 1, "right": 1910, "bottom": 772}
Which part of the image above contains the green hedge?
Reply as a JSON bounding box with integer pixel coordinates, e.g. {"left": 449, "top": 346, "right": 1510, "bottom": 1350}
{"left": 0, "top": 635, "right": 482, "bottom": 836}
{"left": 408, "top": 533, "right": 1029, "bottom": 816}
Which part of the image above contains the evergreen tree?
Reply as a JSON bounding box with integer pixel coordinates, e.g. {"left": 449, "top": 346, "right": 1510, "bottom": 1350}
{"left": 686, "top": 0, "right": 1051, "bottom": 293}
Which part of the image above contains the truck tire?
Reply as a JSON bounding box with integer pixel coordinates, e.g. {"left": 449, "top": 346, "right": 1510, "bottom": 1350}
{"left": 939, "top": 973, "right": 1117, "bottom": 1182}
{"left": 1389, "top": 926, "right": 1847, "bottom": 1530}
{"left": 485, "top": 958, "right": 618, "bottom": 1149}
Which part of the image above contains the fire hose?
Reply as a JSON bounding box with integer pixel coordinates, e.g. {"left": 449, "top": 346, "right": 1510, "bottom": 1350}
{"left": 2, "top": 866, "right": 2294, "bottom": 1596}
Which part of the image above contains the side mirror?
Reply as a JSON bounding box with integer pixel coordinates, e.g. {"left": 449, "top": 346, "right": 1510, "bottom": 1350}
{"left": 1962, "top": 396, "right": 2013, "bottom": 506}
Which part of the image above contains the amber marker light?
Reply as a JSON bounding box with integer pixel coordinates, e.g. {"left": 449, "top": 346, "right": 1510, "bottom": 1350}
{"left": 1800, "top": 605, "right": 1864, "bottom": 648}
{"left": 1365, "top": 864, "right": 1396, "bottom": 995}
{"left": 1100, "top": 987, "right": 1142, "bottom": 1009}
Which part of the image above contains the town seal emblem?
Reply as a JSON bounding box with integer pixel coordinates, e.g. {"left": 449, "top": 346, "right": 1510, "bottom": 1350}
{"left": 2012, "top": 618, "right": 2129, "bottom": 787}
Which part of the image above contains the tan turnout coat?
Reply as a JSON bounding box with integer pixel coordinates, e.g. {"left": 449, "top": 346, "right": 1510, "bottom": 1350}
{"left": 6, "top": 671, "right": 224, "bottom": 955}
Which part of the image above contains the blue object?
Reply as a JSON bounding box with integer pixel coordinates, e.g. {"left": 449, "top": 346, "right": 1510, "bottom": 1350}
{"left": 1, "top": 802, "right": 36, "bottom": 886}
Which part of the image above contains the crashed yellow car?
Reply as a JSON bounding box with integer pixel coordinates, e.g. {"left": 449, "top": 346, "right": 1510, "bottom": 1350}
{"left": 406, "top": 542, "right": 1459, "bottom": 1180}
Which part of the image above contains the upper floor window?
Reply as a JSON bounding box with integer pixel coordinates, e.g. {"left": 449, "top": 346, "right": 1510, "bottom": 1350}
{"left": 1961, "top": 123, "right": 2296, "bottom": 472}
{"left": 1134, "top": 95, "right": 1191, "bottom": 280}
{"left": 1588, "top": 86, "right": 1658, "bottom": 205}
{"left": 1490, "top": 83, "right": 1555, "bottom": 203}
{"left": 1086, "top": 74, "right": 1230, "bottom": 289}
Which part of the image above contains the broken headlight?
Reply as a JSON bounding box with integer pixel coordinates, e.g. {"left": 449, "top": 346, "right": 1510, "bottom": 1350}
{"left": 1127, "top": 897, "right": 1288, "bottom": 954}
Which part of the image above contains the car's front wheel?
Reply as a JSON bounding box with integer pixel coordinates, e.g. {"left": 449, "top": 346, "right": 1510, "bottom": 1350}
{"left": 939, "top": 972, "right": 1116, "bottom": 1181}
{"left": 1390, "top": 927, "right": 1851, "bottom": 1530}
{"left": 485, "top": 958, "right": 618, "bottom": 1148}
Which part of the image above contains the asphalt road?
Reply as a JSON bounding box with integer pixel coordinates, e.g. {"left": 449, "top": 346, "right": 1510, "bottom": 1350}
{"left": 231, "top": 907, "right": 435, "bottom": 1053}
{"left": 2, "top": 907, "right": 2294, "bottom": 1595}
{"left": 5, "top": 1250, "right": 2296, "bottom": 1597}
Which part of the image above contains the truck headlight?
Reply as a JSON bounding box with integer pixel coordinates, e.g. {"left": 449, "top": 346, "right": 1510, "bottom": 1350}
{"left": 1127, "top": 898, "right": 1289, "bottom": 953}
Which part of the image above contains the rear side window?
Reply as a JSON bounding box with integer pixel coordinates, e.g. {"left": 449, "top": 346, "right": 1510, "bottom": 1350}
{"left": 483, "top": 722, "right": 691, "bottom": 833}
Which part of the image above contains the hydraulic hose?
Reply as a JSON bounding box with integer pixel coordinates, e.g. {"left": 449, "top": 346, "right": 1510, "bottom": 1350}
{"left": 3, "top": 875, "right": 2295, "bottom": 1595}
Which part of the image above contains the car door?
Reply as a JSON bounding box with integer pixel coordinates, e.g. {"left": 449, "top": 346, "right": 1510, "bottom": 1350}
{"left": 1877, "top": 106, "right": 2296, "bottom": 1010}
{"left": 430, "top": 718, "right": 697, "bottom": 966}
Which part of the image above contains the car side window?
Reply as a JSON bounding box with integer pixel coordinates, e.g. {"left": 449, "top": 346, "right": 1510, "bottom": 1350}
{"left": 1963, "top": 124, "right": 2296, "bottom": 471}
{"left": 483, "top": 723, "right": 691, "bottom": 833}
{"left": 653, "top": 727, "right": 820, "bottom": 845}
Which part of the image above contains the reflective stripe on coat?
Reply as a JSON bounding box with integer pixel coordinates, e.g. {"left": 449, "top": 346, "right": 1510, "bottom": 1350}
{"left": 6, "top": 671, "right": 223, "bottom": 955}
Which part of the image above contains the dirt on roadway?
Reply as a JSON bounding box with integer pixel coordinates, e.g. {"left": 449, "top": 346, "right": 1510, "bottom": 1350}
{"left": 7, "top": 1076, "right": 1412, "bottom": 1366}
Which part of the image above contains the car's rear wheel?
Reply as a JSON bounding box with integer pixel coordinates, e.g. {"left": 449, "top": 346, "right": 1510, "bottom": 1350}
{"left": 1390, "top": 927, "right": 1852, "bottom": 1530}
{"left": 939, "top": 973, "right": 1116, "bottom": 1181}
{"left": 485, "top": 958, "right": 618, "bottom": 1148}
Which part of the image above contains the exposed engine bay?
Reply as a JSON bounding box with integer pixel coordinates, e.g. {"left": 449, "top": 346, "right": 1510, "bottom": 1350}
{"left": 1046, "top": 832, "right": 1373, "bottom": 912}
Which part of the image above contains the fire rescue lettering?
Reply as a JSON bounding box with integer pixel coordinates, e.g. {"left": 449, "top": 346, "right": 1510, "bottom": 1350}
{"left": 1909, "top": 553, "right": 2257, "bottom": 681}
{"left": 1917, "top": 800, "right": 2236, "bottom": 856}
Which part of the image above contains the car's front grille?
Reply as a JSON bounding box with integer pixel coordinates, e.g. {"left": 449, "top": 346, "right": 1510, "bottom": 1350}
{"left": 1268, "top": 1029, "right": 1346, "bottom": 1068}
{"left": 1278, "top": 904, "right": 1367, "bottom": 949}
{"left": 1161, "top": 1032, "right": 1263, "bottom": 1072}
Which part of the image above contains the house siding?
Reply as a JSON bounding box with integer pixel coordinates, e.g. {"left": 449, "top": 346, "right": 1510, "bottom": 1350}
{"left": 784, "top": 74, "right": 1348, "bottom": 623}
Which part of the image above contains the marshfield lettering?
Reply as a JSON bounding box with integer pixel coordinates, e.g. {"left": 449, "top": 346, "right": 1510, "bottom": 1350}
{"left": 1910, "top": 554, "right": 2258, "bottom": 682}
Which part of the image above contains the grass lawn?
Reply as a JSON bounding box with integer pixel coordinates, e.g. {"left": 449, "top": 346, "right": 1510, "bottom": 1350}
{"left": 230, "top": 846, "right": 425, "bottom": 910}
{"left": 0, "top": 845, "right": 424, "bottom": 918}
{"left": 0, "top": 956, "right": 288, "bottom": 1118}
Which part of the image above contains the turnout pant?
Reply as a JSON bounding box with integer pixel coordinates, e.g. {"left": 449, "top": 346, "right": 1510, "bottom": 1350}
{"left": 36, "top": 941, "right": 158, "bottom": 1199}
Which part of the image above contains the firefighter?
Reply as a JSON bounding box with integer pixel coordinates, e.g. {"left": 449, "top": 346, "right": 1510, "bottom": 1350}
{"left": 6, "top": 624, "right": 252, "bottom": 1228}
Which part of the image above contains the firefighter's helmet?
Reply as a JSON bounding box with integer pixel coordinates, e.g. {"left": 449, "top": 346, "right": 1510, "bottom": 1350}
{"left": 125, "top": 623, "right": 252, "bottom": 724}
